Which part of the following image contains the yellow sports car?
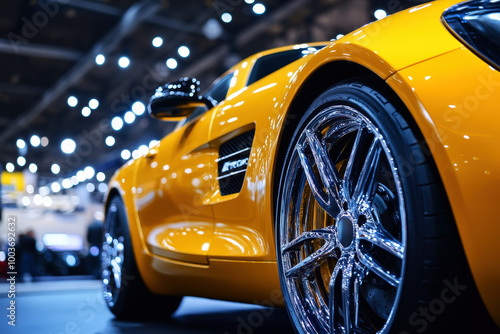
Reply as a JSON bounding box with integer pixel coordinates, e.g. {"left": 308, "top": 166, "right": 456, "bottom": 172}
{"left": 102, "top": 0, "right": 500, "bottom": 332}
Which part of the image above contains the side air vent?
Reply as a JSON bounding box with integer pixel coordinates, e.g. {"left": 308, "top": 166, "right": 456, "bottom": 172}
{"left": 217, "top": 129, "right": 255, "bottom": 196}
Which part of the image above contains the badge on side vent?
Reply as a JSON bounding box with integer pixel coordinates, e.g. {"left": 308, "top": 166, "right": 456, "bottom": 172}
{"left": 221, "top": 158, "right": 249, "bottom": 173}
{"left": 217, "top": 129, "right": 255, "bottom": 196}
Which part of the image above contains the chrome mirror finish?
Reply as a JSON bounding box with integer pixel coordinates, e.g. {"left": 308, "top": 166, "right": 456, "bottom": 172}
{"left": 279, "top": 106, "right": 406, "bottom": 333}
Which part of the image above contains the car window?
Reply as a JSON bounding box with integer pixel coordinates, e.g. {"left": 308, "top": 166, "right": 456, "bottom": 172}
{"left": 175, "top": 73, "right": 233, "bottom": 129}
{"left": 247, "top": 46, "right": 326, "bottom": 86}
{"left": 204, "top": 73, "right": 233, "bottom": 105}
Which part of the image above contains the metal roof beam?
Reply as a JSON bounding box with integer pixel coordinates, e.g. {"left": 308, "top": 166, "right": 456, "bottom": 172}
{"left": 0, "top": 83, "right": 44, "bottom": 96}
{"left": 66, "top": 0, "right": 201, "bottom": 34}
{"left": 0, "top": 0, "right": 161, "bottom": 144}
{"left": 0, "top": 39, "right": 82, "bottom": 61}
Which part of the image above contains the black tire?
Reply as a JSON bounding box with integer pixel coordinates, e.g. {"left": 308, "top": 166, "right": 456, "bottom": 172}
{"left": 275, "top": 78, "right": 496, "bottom": 333}
{"left": 102, "top": 196, "right": 182, "bottom": 320}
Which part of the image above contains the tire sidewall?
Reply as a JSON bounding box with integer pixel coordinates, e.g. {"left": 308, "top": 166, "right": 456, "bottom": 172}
{"left": 104, "top": 196, "right": 139, "bottom": 316}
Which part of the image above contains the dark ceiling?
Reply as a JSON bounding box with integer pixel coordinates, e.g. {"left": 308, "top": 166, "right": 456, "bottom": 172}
{"left": 0, "top": 0, "right": 426, "bottom": 187}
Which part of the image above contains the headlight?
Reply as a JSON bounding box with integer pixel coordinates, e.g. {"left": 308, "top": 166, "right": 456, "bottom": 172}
{"left": 443, "top": 0, "right": 500, "bottom": 70}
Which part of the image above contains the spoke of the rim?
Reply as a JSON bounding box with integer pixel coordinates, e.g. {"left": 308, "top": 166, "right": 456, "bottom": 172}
{"left": 111, "top": 258, "right": 122, "bottom": 289}
{"left": 341, "top": 255, "right": 358, "bottom": 334}
{"left": 284, "top": 228, "right": 336, "bottom": 278}
{"left": 351, "top": 137, "right": 382, "bottom": 210}
{"left": 353, "top": 275, "right": 361, "bottom": 329}
{"left": 303, "top": 279, "right": 330, "bottom": 332}
{"left": 297, "top": 130, "right": 342, "bottom": 217}
{"left": 359, "top": 223, "right": 404, "bottom": 259}
{"left": 357, "top": 248, "right": 400, "bottom": 287}
{"left": 310, "top": 278, "right": 330, "bottom": 315}
{"left": 343, "top": 125, "right": 363, "bottom": 201}
{"left": 329, "top": 256, "right": 343, "bottom": 334}
{"left": 329, "top": 255, "right": 359, "bottom": 334}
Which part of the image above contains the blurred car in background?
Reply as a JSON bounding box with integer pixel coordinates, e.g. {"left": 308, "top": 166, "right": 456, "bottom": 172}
{"left": 37, "top": 233, "right": 88, "bottom": 277}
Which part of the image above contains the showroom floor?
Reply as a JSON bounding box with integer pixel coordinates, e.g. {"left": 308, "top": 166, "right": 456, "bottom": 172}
{"left": 0, "top": 279, "right": 293, "bottom": 334}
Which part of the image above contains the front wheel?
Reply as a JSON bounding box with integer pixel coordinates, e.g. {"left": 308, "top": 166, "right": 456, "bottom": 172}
{"left": 276, "top": 79, "right": 485, "bottom": 333}
{"left": 102, "top": 196, "right": 183, "bottom": 319}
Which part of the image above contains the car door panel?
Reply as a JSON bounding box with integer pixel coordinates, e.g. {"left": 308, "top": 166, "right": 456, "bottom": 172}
{"left": 207, "top": 70, "right": 289, "bottom": 261}
{"left": 134, "top": 111, "right": 215, "bottom": 264}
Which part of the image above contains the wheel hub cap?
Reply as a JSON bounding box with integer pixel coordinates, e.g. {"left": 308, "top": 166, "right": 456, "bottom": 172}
{"left": 337, "top": 215, "right": 354, "bottom": 248}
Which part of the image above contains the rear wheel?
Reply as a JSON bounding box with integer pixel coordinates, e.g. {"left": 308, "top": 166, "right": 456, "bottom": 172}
{"left": 276, "top": 79, "right": 490, "bottom": 333}
{"left": 102, "top": 196, "right": 182, "bottom": 319}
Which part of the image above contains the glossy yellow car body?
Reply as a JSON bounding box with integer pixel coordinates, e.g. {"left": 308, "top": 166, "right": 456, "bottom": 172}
{"left": 107, "top": 0, "right": 500, "bottom": 325}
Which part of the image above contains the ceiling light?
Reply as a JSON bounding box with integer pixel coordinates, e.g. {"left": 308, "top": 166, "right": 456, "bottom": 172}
{"left": 77, "top": 170, "right": 86, "bottom": 182}
{"left": 118, "top": 56, "right": 130, "bottom": 68}
{"left": 124, "top": 111, "right": 136, "bottom": 124}
{"left": 132, "top": 102, "right": 145, "bottom": 115}
{"left": 111, "top": 117, "right": 124, "bottom": 131}
{"left": 84, "top": 166, "right": 95, "bottom": 179}
{"left": 98, "top": 183, "right": 108, "bottom": 193}
{"left": 95, "top": 54, "right": 105, "bottom": 65}
{"left": 33, "top": 194, "right": 43, "bottom": 206}
{"left": 41, "top": 137, "right": 49, "bottom": 147}
{"left": 121, "top": 149, "right": 131, "bottom": 160}
{"left": 245, "top": 0, "right": 255, "bottom": 3}
{"left": 178, "top": 46, "right": 190, "bottom": 58}
{"left": 166, "top": 58, "right": 178, "bottom": 69}
{"left": 51, "top": 163, "right": 60, "bottom": 174}
{"left": 26, "top": 184, "right": 34, "bottom": 194}
{"left": 5, "top": 163, "right": 14, "bottom": 173}
{"left": 30, "top": 135, "right": 41, "bottom": 147}
{"left": 253, "top": 3, "right": 266, "bottom": 14}
{"left": 89, "top": 99, "right": 99, "bottom": 109}
{"left": 221, "top": 13, "right": 232, "bottom": 23}
{"left": 336, "top": 34, "right": 345, "bottom": 39}
{"left": 105, "top": 136, "right": 115, "bottom": 147}
{"left": 22, "top": 196, "right": 30, "bottom": 207}
{"left": 16, "top": 139, "right": 26, "bottom": 149}
{"left": 61, "top": 138, "right": 76, "bottom": 154}
{"left": 62, "top": 179, "right": 72, "bottom": 189}
{"left": 374, "top": 9, "right": 387, "bottom": 20}
{"left": 17, "top": 156, "right": 26, "bottom": 167}
{"left": 149, "top": 140, "right": 159, "bottom": 149}
{"left": 82, "top": 107, "right": 91, "bottom": 117}
{"left": 39, "top": 186, "right": 50, "bottom": 196}
{"left": 152, "top": 37, "right": 163, "bottom": 47}
{"left": 67, "top": 96, "right": 78, "bottom": 107}
{"left": 202, "top": 19, "right": 223, "bottom": 40}
{"left": 132, "top": 149, "right": 141, "bottom": 160}
{"left": 29, "top": 163, "right": 37, "bottom": 173}
{"left": 96, "top": 172, "right": 106, "bottom": 182}
{"left": 138, "top": 145, "right": 149, "bottom": 156}
{"left": 51, "top": 182, "right": 61, "bottom": 193}
{"left": 86, "top": 183, "right": 95, "bottom": 193}
{"left": 71, "top": 176, "right": 79, "bottom": 185}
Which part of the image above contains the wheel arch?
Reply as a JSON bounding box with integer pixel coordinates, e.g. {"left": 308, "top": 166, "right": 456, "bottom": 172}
{"left": 271, "top": 60, "right": 413, "bottom": 223}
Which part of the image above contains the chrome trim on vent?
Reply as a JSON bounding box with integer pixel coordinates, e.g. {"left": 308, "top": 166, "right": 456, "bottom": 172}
{"left": 215, "top": 147, "right": 251, "bottom": 162}
{"left": 216, "top": 169, "right": 247, "bottom": 180}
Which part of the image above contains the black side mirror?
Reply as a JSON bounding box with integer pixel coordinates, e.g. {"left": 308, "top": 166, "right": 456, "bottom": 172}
{"left": 148, "top": 77, "right": 216, "bottom": 120}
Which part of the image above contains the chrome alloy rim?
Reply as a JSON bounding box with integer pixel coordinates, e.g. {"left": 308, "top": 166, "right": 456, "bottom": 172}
{"left": 279, "top": 106, "right": 406, "bottom": 334}
{"left": 102, "top": 203, "right": 126, "bottom": 308}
